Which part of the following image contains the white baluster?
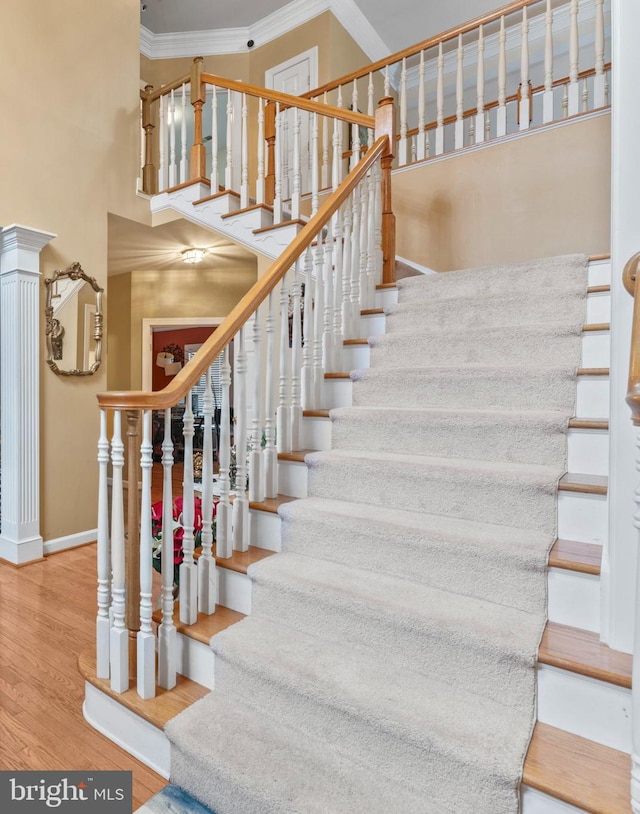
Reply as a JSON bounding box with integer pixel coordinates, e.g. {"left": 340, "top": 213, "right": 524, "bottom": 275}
{"left": 543, "top": 0, "right": 554, "bottom": 124}
{"left": 322, "top": 220, "right": 335, "bottom": 372}
{"left": 302, "top": 250, "right": 315, "bottom": 411}
{"left": 198, "top": 370, "right": 216, "bottom": 613}
{"left": 264, "top": 295, "right": 279, "bottom": 496}
{"left": 341, "top": 197, "right": 354, "bottom": 340}
{"left": 217, "top": 346, "right": 233, "bottom": 557}
{"left": 96, "top": 409, "right": 111, "bottom": 679}
{"left": 311, "top": 112, "right": 319, "bottom": 216}
{"left": 374, "top": 158, "right": 383, "bottom": 286}
{"left": 484, "top": 110, "right": 491, "bottom": 141}
{"left": 630, "top": 430, "right": 640, "bottom": 814}
{"left": 274, "top": 103, "right": 283, "bottom": 223}
{"left": 358, "top": 182, "right": 368, "bottom": 315}
{"left": 455, "top": 35, "right": 464, "bottom": 150}
{"left": 138, "top": 96, "right": 144, "bottom": 192}
{"left": 180, "top": 84, "right": 188, "bottom": 183}
{"left": 497, "top": 16, "right": 507, "bottom": 137}
{"left": 233, "top": 328, "right": 249, "bottom": 553}
{"left": 582, "top": 78, "right": 589, "bottom": 113}
{"left": 137, "top": 410, "right": 155, "bottom": 699}
{"left": 249, "top": 310, "right": 265, "bottom": 502}
{"left": 384, "top": 67, "right": 390, "bottom": 97}
{"left": 475, "top": 25, "right": 485, "bottom": 144}
{"left": 241, "top": 93, "right": 249, "bottom": 208}
{"left": 225, "top": 89, "right": 233, "bottom": 190}
{"left": 281, "top": 109, "right": 290, "bottom": 201}
{"left": 351, "top": 79, "right": 360, "bottom": 169}
{"left": 594, "top": 0, "right": 606, "bottom": 108}
{"left": 290, "top": 263, "right": 303, "bottom": 450}
{"left": 562, "top": 84, "right": 569, "bottom": 117}
{"left": 366, "top": 167, "right": 376, "bottom": 309}
{"left": 158, "top": 407, "right": 176, "bottom": 690}
{"left": 416, "top": 53, "right": 426, "bottom": 160}
{"left": 109, "top": 411, "right": 128, "bottom": 693}
{"left": 337, "top": 86, "right": 345, "bottom": 184}
{"left": 399, "top": 58, "right": 408, "bottom": 165}
{"left": 313, "top": 245, "right": 326, "bottom": 408}
{"left": 568, "top": 0, "right": 580, "bottom": 116}
{"left": 256, "top": 97, "right": 265, "bottom": 205}
{"left": 211, "top": 85, "right": 218, "bottom": 192}
{"left": 169, "top": 88, "right": 176, "bottom": 188}
{"left": 519, "top": 6, "right": 530, "bottom": 131}
{"left": 158, "top": 94, "right": 167, "bottom": 191}
{"left": 367, "top": 72, "right": 375, "bottom": 148}
{"left": 277, "top": 278, "right": 292, "bottom": 451}
{"left": 179, "top": 393, "right": 197, "bottom": 625}
{"left": 333, "top": 211, "right": 344, "bottom": 371}
{"left": 321, "top": 94, "right": 329, "bottom": 189}
{"left": 349, "top": 188, "right": 361, "bottom": 338}
{"left": 292, "top": 107, "right": 301, "bottom": 220}
{"left": 469, "top": 116, "right": 475, "bottom": 142}
{"left": 435, "top": 42, "right": 445, "bottom": 155}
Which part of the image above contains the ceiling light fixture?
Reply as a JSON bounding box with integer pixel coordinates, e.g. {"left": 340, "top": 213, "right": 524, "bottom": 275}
{"left": 182, "top": 248, "right": 206, "bottom": 264}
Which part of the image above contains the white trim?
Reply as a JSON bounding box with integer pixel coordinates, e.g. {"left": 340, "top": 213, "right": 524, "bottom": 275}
{"left": 265, "top": 46, "right": 319, "bottom": 92}
{"left": 391, "top": 108, "right": 611, "bottom": 176}
{"left": 142, "top": 317, "right": 225, "bottom": 391}
{"left": 395, "top": 255, "right": 436, "bottom": 275}
{"left": 139, "top": 0, "right": 390, "bottom": 63}
{"left": 44, "top": 528, "right": 98, "bottom": 555}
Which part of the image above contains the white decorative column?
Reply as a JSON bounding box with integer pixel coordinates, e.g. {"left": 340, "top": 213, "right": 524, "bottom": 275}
{"left": 0, "top": 224, "right": 56, "bottom": 564}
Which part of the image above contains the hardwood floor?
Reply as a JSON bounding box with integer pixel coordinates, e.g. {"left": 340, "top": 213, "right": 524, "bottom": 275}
{"left": 0, "top": 544, "right": 165, "bottom": 809}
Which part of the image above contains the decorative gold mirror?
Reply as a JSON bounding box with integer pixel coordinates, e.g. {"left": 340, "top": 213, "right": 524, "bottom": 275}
{"left": 45, "top": 262, "right": 104, "bottom": 376}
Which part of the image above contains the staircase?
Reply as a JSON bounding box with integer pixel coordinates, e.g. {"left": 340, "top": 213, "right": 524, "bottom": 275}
{"left": 82, "top": 251, "right": 633, "bottom": 812}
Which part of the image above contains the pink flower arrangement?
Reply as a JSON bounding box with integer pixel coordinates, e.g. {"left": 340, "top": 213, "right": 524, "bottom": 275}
{"left": 151, "top": 496, "right": 216, "bottom": 582}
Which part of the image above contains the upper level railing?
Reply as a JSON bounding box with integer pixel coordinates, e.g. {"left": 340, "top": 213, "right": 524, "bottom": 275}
{"left": 303, "top": 0, "right": 609, "bottom": 165}
{"left": 98, "top": 100, "right": 395, "bottom": 698}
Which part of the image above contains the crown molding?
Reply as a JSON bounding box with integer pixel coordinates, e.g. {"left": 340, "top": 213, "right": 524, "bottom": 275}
{"left": 140, "top": 0, "right": 390, "bottom": 63}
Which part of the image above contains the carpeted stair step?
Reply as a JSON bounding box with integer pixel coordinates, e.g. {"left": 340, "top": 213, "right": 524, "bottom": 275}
{"left": 208, "top": 615, "right": 527, "bottom": 813}
{"left": 278, "top": 497, "right": 550, "bottom": 612}
{"left": 305, "top": 448, "right": 562, "bottom": 534}
{"left": 384, "top": 288, "right": 587, "bottom": 330}
{"left": 166, "top": 692, "right": 429, "bottom": 814}
{"left": 352, "top": 364, "right": 578, "bottom": 412}
{"left": 395, "top": 254, "right": 588, "bottom": 304}
{"left": 248, "top": 552, "right": 541, "bottom": 708}
{"left": 368, "top": 323, "right": 583, "bottom": 368}
{"left": 330, "top": 405, "right": 570, "bottom": 465}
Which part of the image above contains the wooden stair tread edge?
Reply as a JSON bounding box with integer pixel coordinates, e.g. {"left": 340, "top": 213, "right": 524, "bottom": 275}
{"left": 249, "top": 494, "right": 296, "bottom": 514}
{"left": 577, "top": 367, "right": 609, "bottom": 376}
{"left": 303, "top": 410, "right": 331, "bottom": 418}
{"left": 559, "top": 473, "right": 608, "bottom": 495}
{"left": 253, "top": 219, "right": 306, "bottom": 235}
{"left": 548, "top": 539, "right": 602, "bottom": 575}
{"left": 325, "top": 372, "right": 351, "bottom": 379}
{"left": 587, "top": 284, "right": 611, "bottom": 294}
{"left": 582, "top": 322, "right": 610, "bottom": 332}
{"left": 539, "top": 622, "right": 632, "bottom": 689}
{"left": 568, "top": 418, "right": 609, "bottom": 430}
{"left": 523, "top": 723, "right": 631, "bottom": 813}
{"left": 278, "top": 449, "right": 316, "bottom": 463}
{"left": 220, "top": 203, "right": 273, "bottom": 218}
{"left": 344, "top": 338, "right": 369, "bottom": 346}
{"left": 193, "top": 188, "right": 239, "bottom": 205}
{"left": 588, "top": 253, "right": 611, "bottom": 262}
{"left": 78, "top": 648, "right": 209, "bottom": 730}
{"left": 361, "top": 308, "right": 384, "bottom": 315}
{"left": 151, "top": 603, "right": 246, "bottom": 645}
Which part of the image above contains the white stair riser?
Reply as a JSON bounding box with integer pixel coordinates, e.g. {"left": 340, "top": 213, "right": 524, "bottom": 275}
{"left": 521, "top": 786, "right": 587, "bottom": 814}
{"left": 586, "top": 290, "right": 611, "bottom": 323}
{"left": 342, "top": 344, "right": 370, "bottom": 371}
{"left": 588, "top": 260, "right": 611, "bottom": 287}
{"left": 221, "top": 208, "right": 273, "bottom": 231}
{"left": 322, "top": 377, "right": 352, "bottom": 408}
{"left": 278, "top": 460, "right": 308, "bottom": 498}
{"left": 359, "top": 313, "right": 386, "bottom": 337}
{"left": 547, "top": 568, "right": 601, "bottom": 633}
{"left": 249, "top": 508, "right": 281, "bottom": 551}
{"left": 567, "top": 428, "right": 609, "bottom": 476}
{"left": 218, "top": 566, "right": 252, "bottom": 615}
{"left": 176, "top": 633, "right": 215, "bottom": 689}
{"left": 301, "top": 416, "right": 332, "bottom": 450}
{"left": 581, "top": 331, "right": 610, "bottom": 368}
{"left": 576, "top": 376, "right": 609, "bottom": 419}
{"left": 537, "top": 665, "right": 631, "bottom": 754}
{"left": 557, "top": 491, "right": 607, "bottom": 546}
{"left": 374, "top": 288, "right": 398, "bottom": 309}
{"left": 83, "top": 683, "right": 170, "bottom": 779}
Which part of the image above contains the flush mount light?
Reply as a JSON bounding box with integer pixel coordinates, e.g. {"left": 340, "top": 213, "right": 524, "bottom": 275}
{"left": 182, "top": 248, "right": 206, "bottom": 264}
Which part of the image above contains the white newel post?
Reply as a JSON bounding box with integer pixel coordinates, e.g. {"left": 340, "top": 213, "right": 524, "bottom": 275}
{"left": 0, "top": 225, "right": 55, "bottom": 565}
{"left": 610, "top": 2, "right": 640, "bottom": 810}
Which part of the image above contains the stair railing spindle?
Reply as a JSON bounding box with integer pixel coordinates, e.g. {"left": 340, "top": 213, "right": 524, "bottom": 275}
{"left": 256, "top": 98, "right": 265, "bottom": 205}
{"left": 137, "top": 410, "right": 155, "bottom": 699}
{"left": 216, "top": 347, "right": 233, "bottom": 558}
{"left": 568, "top": 0, "right": 580, "bottom": 115}
{"left": 350, "top": 79, "right": 360, "bottom": 169}
{"left": 311, "top": 113, "right": 320, "bottom": 217}
{"left": 198, "top": 369, "right": 216, "bottom": 613}
{"left": 399, "top": 58, "right": 408, "bottom": 165}
{"left": 158, "top": 407, "right": 177, "bottom": 690}
{"left": 169, "top": 89, "right": 177, "bottom": 187}
{"left": 109, "top": 410, "right": 128, "bottom": 693}
{"left": 264, "top": 294, "right": 279, "bottom": 496}
{"left": 301, "top": 250, "right": 315, "bottom": 411}
{"left": 322, "top": 219, "right": 335, "bottom": 372}
{"left": 233, "top": 327, "right": 249, "bottom": 553}
{"left": 241, "top": 93, "right": 249, "bottom": 208}
{"left": 158, "top": 94, "right": 167, "bottom": 191}
{"left": 519, "top": 6, "right": 531, "bottom": 130}
{"left": 96, "top": 409, "right": 111, "bottom": 679}
{"left": 225, "top": 89, "right": 233, "bottom": 190}
{"left": 277, "top": 277, "right": 292, "bottom": 450}
{"left": 313, "top": 244, "right": 325, "bottom": 408}
{"left": 274, "top": 103, "right": 283, "bottom": 223}
{"left": 321, "top": 93, "right": 329, "bottom": 189}
{"left": 332, "top": 210, "right": 344, "bottom": 371}
{"left": 435, "top": 42, "right": 445, "bottom": 155}
{"left": 476, "top": 25, "right": 485, "bottom": 144}
{"left": 594, "top": 0, "right": 606, "bottom": 107}
{"left": 211, "top": 85, "right": 219, "bottom": 192}
{"left": 455, "top": 36, "right": 464, "bottom": 149}
{"left": 543, "top": 0, "right": 554, "bottom": 123}
{"left": 349, "top": 187, "right": 362, "bottom": 338}
{"left": 249, "top": 310, "right": 265, "bottom": 502}
{"left": 290, "top": 262, "right": 303, "bottom": 450}
{"left": 180, "top": 84, "right": 188, "bottom": 183}
{"left": 179, "top": 392, "right": 197, "bottom": 625}
{"left": 497, "top": 16, "right": 507, "bottom": 137}
{"left": 292, "top": 108, "right": 301, "bottom": 220}
{"left": 341, "top": 196, "right": 354, "bottom": 339}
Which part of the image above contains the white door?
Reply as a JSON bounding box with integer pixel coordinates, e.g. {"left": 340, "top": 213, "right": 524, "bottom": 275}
{"left": 604, "top": 0, "right": 640, "bottom": 655}
{"left": 265, "top": 47, "right": 318, "bottom": 201}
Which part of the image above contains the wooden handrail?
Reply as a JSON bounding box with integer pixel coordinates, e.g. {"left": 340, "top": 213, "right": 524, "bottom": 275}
{"left": 303, "top": 0, "right": 546, "bottom": 99}
{"left": 624, "top": 252, "right": 640, "bottom": 424}
{"left": 200, "top": 72, "right": 374, "bottom": 129}
{"left": 98, "top": 135, "right": 390, "bottom": 411}
{"left": 142, "top": 75, "right": 191, "bottom": 103}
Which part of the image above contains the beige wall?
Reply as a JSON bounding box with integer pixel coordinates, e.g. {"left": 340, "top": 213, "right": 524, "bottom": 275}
{"left": 109, "top": 265, "right": 257, "bottom": 392}
{"left": 394, "top": 114, "right": 611, "bottom": 271}
{"left": 0, "top": 0, "right": 149, "bottom": 542}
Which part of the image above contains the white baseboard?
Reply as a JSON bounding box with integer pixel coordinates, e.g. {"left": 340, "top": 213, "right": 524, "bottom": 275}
{"left": 44, "top": 528, "right": 98, "bottom": 555}
{"left": 395, "top": 254, "right": 436, "bottom": 275}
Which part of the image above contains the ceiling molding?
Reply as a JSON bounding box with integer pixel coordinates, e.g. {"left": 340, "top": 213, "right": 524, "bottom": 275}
{"left": 140, "top": 0, "right": 391, "bottom": 63}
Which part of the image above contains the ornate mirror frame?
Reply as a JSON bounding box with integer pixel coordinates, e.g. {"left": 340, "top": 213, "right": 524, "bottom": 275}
{"left": 44, "top": 262, "right": 104, "bottom": 376}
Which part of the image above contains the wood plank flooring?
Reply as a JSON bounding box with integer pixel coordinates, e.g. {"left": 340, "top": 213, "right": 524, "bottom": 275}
{"left": 0, "top": 545, "right": 165, "bottom": 809}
